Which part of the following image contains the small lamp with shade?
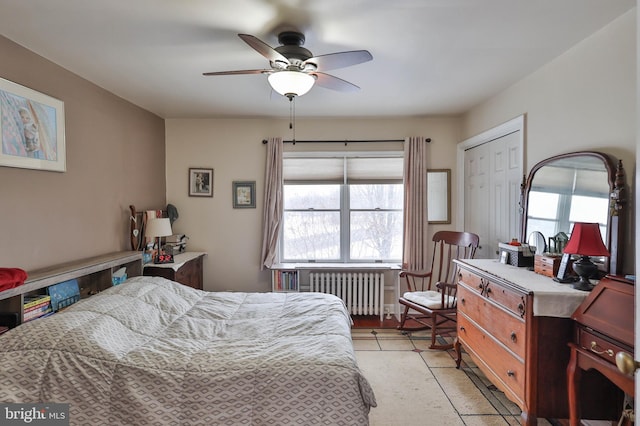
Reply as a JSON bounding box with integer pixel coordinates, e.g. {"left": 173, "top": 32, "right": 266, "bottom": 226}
{"left": 145, "top": 218, "right": 174, "bottom": 264}
{"left": 563, "top": 222, "right": 610, "bottom": 291}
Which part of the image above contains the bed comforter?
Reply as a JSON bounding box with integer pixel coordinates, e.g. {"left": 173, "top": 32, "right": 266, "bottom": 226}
{"left": 0, "top": 276, "right": 376, "bottom": 425}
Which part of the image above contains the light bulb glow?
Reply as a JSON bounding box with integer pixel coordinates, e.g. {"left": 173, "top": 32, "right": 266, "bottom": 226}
{"left": 268, "top": 71, "right": 315, "bottom": 97}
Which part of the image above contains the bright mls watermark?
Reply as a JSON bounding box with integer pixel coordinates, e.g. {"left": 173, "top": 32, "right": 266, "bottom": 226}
{"left": 0, "top": 404, "right": 69, "bottom": 425}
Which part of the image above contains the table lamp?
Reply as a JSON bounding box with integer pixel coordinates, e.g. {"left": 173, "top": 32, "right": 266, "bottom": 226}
{"left": 563, "top": 222, "right": 610, "bottom": 291}
{"left": 145, "top": 218, "right": 173, "bottom": 263}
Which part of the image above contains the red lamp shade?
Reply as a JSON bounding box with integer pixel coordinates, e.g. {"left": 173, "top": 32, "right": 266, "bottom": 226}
{"left": 563, "top": 222, "right": 610, "bottom": 257}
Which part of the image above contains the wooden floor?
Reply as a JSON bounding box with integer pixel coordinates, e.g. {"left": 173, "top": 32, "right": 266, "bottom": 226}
{"left": 351, "top": 315, "right": 401, "bottom": 329}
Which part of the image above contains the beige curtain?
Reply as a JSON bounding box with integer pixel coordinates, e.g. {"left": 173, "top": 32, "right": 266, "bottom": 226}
{"left": 402, "top": 136, "right": 428, "bottom": 270}
{"left": 260, "top": 137, "right": 284, "bottom": 269}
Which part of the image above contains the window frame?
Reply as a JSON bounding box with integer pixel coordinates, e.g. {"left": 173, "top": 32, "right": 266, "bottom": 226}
{"left": 280, "top": 151, "right": 404, "bottom": 264}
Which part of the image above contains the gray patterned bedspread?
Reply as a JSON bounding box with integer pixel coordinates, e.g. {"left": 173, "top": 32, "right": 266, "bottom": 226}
{"left": 0, "top": 276, "right": 376, "bottom": 425}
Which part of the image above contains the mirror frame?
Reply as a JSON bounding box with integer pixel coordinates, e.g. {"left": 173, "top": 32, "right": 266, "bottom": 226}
{"left": 519, "top": 151, "right": 625, "bottom": 275}
{"left": 427, "top": 169, "right": 451, "bottom": 224}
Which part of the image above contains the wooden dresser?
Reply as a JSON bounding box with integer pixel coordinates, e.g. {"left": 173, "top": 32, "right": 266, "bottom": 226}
{"left": 143, "top": 252, "right": 206, "bottom": 290}
{"left": 453, "top": 259, "right": 622, "bottom": 425}
{"left": 567, "top": 275, "right": 634, "bottom": 425}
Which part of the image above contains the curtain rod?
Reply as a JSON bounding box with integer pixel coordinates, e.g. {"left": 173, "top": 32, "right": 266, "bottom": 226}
{"left": 262, "top": 138, "right": 431, "bottom": 145}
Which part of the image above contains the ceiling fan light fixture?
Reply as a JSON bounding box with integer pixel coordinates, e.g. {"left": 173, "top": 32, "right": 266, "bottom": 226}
{"left": 268, "top": 71, "right": 315, "bottom": 98}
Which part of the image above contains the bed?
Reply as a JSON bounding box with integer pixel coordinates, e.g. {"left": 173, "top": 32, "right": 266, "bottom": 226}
{"left": 0, "top": 276, "right": 376, "bottom": 425}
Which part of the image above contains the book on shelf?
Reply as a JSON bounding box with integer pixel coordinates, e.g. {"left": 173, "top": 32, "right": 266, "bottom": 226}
{"left": 23, "top": 295, "right": 51, "bottom": 310}
{"left": 274, "top": 270, "right": 298, "bottom": 291}
{"left": 23, "top": 306, "right": 52, "bottom": 321}
{"left": 23, "top": 310, "right": 54, "bottom": 322}
{"left": 24, "top": 299, "right": 51, "bottom": 313}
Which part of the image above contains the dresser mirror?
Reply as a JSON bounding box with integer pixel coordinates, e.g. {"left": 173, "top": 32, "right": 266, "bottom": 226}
{"left": 520, "top": 151, "right": 625, "bottom": 275}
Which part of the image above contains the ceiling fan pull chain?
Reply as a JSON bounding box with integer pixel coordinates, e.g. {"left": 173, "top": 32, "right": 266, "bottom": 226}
{"left": 289, "top": 97, "right": 296, "bottom": 145}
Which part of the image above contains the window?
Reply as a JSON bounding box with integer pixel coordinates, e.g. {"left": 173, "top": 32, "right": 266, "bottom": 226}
{"left": 281, "top": 153, "right": 403, "bottom": 263}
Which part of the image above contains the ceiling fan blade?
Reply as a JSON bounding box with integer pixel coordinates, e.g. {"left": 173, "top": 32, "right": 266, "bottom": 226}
{"left": 238, "top": 34, "right": 290, "bottom": 65}
{"left": 202, "top": 69, "right": 269, "bottom": 76}
{"left": 312, "top": 72, "right": 360, "bottom": 92}
{"left": 305, "top": 50, "right": 373, "bottom": 71}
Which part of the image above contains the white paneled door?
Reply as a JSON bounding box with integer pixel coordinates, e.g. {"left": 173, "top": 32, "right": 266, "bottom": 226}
{"left": 459, "top": 116, "right": 524, "bottom": 260}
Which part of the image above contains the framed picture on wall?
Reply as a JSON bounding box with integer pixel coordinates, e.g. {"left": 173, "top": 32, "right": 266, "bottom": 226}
{"left": 232, "top": 181, "right": 256, "bottom": 208}
{"left": 189, "top": 167, "right": 213, "bottom": 197}
{"left": 0, "top": 77, "right": 66, "bottom": 172}
{"left": 427, "top": 169, "right": 451, "bottom": 224}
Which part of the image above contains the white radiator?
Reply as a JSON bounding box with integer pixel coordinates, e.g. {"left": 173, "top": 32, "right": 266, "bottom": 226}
{"left": 310, "top": 272, "right": 385, "bottom": 321}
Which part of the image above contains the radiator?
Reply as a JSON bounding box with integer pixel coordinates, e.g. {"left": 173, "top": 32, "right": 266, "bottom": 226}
{"left": 310, "top": 272, "right": 385, "bottom": 321}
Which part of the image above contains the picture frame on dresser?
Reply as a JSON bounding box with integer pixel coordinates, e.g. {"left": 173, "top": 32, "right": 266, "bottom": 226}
{"left": 0, "top": 77, "right": 66, "bottom": 172}
{"left": 189, "top": 167, "right": 213, "bottom": 197}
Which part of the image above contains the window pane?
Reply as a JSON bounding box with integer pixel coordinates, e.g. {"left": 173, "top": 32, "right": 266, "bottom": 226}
{"left": 283, "top": 211, "right": 340, "bottom": 260}
{"left": 350, "top": 184, "right": 403, "bottom": 209}
{"left": 284, "top": 184, "right": 340, "bottom": 209}
{"left": 350, "top": 211, "right": 403, "bottom": 260}
{"left": 527, "top": 219, "right": 558, "bottom": 242}
{"left": 528, "top": 192, "right": 559, "bottom": 219}
{"left": 569, "top": 195, "right": 609, "bottom": 224}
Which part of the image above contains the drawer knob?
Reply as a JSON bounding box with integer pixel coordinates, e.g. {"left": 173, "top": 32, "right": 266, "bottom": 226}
{"left": 616, "top": 351, "right": 640, "bottom": 376}
{"left": 459, "top": 326, "right": 465, "bottom": 332}
{"left": 590, "top": 341, "right": 614, "bottom": 357}
{"left": 460, "top": 298, "right": 465, "bottom": 305}
{"left": 507, "top": 370, "right": 515, "bottom": 377}
{"left": 510, "top": 332, "right": 517, "bottom": 343}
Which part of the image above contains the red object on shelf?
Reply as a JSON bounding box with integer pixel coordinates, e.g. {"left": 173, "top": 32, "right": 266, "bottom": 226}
{"left": 0, "top": 268, "right": 27, "bottom": 292}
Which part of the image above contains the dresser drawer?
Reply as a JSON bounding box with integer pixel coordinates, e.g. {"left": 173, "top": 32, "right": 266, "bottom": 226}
{"left": 484, "top": 281, "right": 527, "bottom": 318}
{"left": 458, "top": 269, "right": 487, "bottom": 294}
{"left": 458, "top": 313, "right": 525, "bottom": 403}
{"left": 458, "top": 284, "right": 526, "bottom": 359}
{"left": 577, "top": 327, "right": 628, "bottom": 366}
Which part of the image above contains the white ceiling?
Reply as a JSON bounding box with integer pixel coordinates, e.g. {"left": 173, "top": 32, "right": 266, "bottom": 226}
{"left": 0, "top": 0, "right": 635, "bottom": 119}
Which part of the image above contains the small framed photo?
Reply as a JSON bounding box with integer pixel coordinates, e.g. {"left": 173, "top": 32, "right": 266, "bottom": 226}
{"left": 232, "top": 181, "right": 256, "bottom": 208}
{"left": 500, "top": 250, "right": 509, "bottom": 264}
{"left": 189, "top": 168, "right": 213, "bottom": 197}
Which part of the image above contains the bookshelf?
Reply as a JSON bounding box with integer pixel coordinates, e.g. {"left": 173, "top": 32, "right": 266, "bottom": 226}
{"left": 271, "top": 269, "right": 300, "bottom": 292}
{"left": 0, "top": 251, "right": 142, "bottom": 328}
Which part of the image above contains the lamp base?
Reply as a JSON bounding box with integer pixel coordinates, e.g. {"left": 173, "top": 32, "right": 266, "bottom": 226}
{"left": 571, "top": 255, "right": 597, "bottom": 291}
{"left": 572, "top": 277, "right": 594, "bottom": 291}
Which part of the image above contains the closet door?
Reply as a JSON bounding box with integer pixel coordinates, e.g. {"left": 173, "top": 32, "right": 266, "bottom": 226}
{"left": 461, "top": 118, "right": 523, "bottom": 260}
{"left": 464, "top": 143, "right": 490, "bottom": 259}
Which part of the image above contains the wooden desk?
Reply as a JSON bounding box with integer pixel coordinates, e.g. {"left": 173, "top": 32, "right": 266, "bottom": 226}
{"left": 567, "top": 275, "right": 634, "bottom": 426}
{"left": 143, "top": 252, "right": 206, "bottom": 290}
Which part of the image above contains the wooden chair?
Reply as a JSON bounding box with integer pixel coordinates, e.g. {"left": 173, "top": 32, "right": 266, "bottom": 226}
{"left": 398, "top": 230, "right": 480, "bottom": 350}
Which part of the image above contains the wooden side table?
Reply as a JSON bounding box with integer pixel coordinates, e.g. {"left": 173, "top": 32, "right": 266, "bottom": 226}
{"left": 143, "top": 252, "right": 206, "bottom": 290}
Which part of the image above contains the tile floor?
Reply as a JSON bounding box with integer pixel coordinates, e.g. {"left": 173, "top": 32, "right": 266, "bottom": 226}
{"left": 352, "top": 327, "right": 555, "bottom": 426}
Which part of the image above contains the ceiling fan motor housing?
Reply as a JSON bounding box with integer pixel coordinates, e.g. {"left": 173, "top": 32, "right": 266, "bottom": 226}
{"left": 274, "top": 32, "right": 313, "bottom": 69}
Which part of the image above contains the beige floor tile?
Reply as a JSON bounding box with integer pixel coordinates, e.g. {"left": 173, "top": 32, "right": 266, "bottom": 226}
{"left": 420, "top": 349, "right": 459, "bottom": 367}
{"left": 460, "top": 415, "right": 510, "bottom": 425}
{"left": 352, "top": 339, "right": 381, "bottom": 351}
{"left": 356, "top": 351, "right": 464, "bottom": 426}
{"left": 372, "top": 329, "right": 406, "bottom": 338}
{"left": 431, "top": 367, "right": 499, "bottom": 416}
{"left": 377, "top": 337, "right": 416, "bottom": 351}
{"left": 503, "top": 415, "right": 522, "bottom": 426}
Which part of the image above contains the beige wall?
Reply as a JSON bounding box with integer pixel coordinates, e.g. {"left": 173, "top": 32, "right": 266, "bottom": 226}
{"left": 0, "top": 36, "right": 166, "bottom": 271}
{"left": 461, "top": 9, "right": 636, "bottom": 274}
{"left": 165, "top": 116, "right": 462, "bottom": 292}
{"left": 462, "top": 10, "right": 636, "bottom": 168}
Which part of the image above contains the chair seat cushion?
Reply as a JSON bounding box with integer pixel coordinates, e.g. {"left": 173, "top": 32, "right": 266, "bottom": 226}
{"left": 403, "top": 291, "right": 455, "bottom": 309}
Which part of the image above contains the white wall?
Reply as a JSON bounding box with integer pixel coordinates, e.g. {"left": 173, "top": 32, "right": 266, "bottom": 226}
{"left": 165, "top": 116, "right": 461, "bottom": 292}
{"left": 461, "top": 9, "right": 637, "bottom": 274}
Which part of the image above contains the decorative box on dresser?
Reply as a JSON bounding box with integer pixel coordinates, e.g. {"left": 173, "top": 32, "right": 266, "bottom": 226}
{"left": 143, "top": 252, "right": 206, "bottom": 290}
{"left": 453, "top": 258, "right": 622, "bottom": 425}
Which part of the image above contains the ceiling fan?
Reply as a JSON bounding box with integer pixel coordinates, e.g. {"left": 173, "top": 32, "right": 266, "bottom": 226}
{"left": 203, "top": 31, "right": 373, "bottom": 99}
